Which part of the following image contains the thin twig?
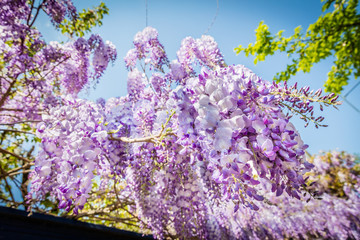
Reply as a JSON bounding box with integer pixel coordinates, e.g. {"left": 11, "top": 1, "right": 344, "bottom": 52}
{"left": 0, "top": 120, "right": 41, "bottom": 126}
{"left": 0, "top": 79, "right": 16, "bottom": 108}
{"left": 0, "top": 162, "right": 34, "bottom": 178}
{"left": 0, "top": 164, "right": 16, "bottom": 204}
{"left": 140, "top": 62, "right": 157, "bottom": 95}
{"left": 7, "top": 170, "right": 33, "bottom": 177}
{"left": 110, "top": 135, "right": 157, "bottom": 144}
{"left": 28, "top": 1, "right": 45, "bottom": 28}
{"left": 0, "top": 129, "right": 35, "bottom": 135}
{"left": 0, "top": 108, "right": 24, "bottom": 112}
{"left": 42, "top": 56, "right": 71, "bottom": 79}
{"left": 110, "top": 111, "right": 175, "bottom": 144}
{"left": 0, "top": 147, "right": 33, "bottom": 163}
{"left": 26, "top": 0, "right": 35, "bottom": 26}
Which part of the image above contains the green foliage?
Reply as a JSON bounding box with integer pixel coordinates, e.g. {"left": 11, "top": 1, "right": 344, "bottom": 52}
{"left": 235, "top": 0, "right": 360, "bottom": 94}
{"left": 59, "top": 2, "right": 109, "bottom": 37}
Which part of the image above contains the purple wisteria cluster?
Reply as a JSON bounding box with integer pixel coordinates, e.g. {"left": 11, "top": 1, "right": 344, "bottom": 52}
{"left": 216, "top": 151, "right": 360, "bottom": 240}
{"left": 0, "top": 0, "right": 116, "bottom": 219}
{"left": 0, "top": 0, "right": 116, "bottom": 128}
{"left": 42, "top": 0, "right": 76, "bottom": 26}
{"left": 43, "top": 34, "right": 116, "bottom": 95}
{"left": 125, "top": 27, "right": 168, "bottom": 71}
{"left": 170, "top": 35, "right": 226, "bottom": 83}
{"left": 29, "top": 26, "right": 344, "bottom": 239}
{"left": 30, "top": 97, "right": 107, "bottom": 214}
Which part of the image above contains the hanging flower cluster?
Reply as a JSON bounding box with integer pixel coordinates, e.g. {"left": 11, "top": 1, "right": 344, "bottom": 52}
{"left": 29, "top": 26, "right": 343, "bottom": 239}
{"left": 0, "top": 1, "right": 117, "bottom": 128}
{"left": 0, "top": 0, "right": 116, "bottom": 217}
{"left": 217, "top": 151, "right": 360, "bottom": 240}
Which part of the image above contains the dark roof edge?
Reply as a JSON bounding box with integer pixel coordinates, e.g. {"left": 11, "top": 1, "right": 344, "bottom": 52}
{"left": 0, "top": 206, "right": 154, "bottom": 239}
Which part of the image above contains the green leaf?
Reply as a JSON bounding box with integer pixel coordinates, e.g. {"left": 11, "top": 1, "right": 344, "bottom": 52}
{"left": 58, "top": 2, "right": 109, "bottom": 37}
{"left": 235, "top": 0, "right": 360, "bottom": 94}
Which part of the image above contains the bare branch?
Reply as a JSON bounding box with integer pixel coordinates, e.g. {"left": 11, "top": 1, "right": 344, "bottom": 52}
{"left": 0, "top": 147, "right": 33, "bottom": 163}
{"left": 0, "top": 162, "right": 34, "bottom": 179}
{"left": 109, "top": 135, "right": 157, "bottom": 144}
{"left": 0, "top": 128, "right": 35, "bottom": 135}
{"left": 0, "top": 164, "right": 15, "bottom": 204}
{"left": 110, "top": 110, "right": 175, "bottom": 144}
{"left": 28, "top": 1, "right": 45, "bottom": 28}
{"left": 0, "top": 120, "right": 41, "bottom": 126}
{"left": 0, "top": 108, "right": 24, "bottom": 112}
{"left": 0, "top": 79, "right": 16, "bottom": 108}
{"left": 7, "top": 169, "right": 33, "bottom": 177}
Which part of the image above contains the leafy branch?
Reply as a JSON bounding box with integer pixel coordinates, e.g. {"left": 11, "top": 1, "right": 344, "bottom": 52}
{"left": 235, "top": 0, "right": 360, "bottom": 94}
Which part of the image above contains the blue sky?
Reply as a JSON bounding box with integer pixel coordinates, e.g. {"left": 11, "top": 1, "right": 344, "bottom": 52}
{"left": 36, "top": 0, "right": 360, "bottom": 156}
